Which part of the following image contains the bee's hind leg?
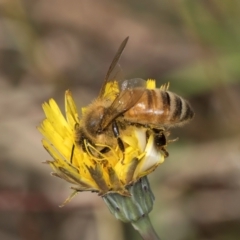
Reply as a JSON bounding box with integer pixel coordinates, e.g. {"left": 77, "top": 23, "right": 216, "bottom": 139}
{"left": 152, "top": 128, "right": 169, "bottom": 158}
{"left": 153, "top": 129, "right": 167, "bottom": 147}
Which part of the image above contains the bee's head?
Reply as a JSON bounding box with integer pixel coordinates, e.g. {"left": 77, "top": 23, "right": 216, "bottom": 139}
{"left": 85, "top": 105, "right": 106, "bottom": 135}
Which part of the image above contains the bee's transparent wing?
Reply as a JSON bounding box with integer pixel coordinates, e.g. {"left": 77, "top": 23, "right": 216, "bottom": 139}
{"left": 99, "top": 37, "right": 129, "bottom": 98}
{"left": 121, "top": 78, "right": 146, "bottom": 91}
{"left": 100, "top": 78, "right": 146, "bottom": 130}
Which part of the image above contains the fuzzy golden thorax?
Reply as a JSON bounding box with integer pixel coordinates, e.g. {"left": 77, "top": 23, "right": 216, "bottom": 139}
{"left": 78, "top": 99, "right": 117, "bottom": 147}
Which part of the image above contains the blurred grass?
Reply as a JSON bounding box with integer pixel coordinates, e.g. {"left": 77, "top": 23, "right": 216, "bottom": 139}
{"left": 162, "top": 53, "right": 240, "bottom": 96}
{"left": 1, "top": 0, "right": 240, "bottom": 240}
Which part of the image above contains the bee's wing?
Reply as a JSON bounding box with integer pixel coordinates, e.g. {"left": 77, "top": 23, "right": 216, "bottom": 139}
{"left": 99, "top": 37, "right": 129, "bottom": 98}
{"left": 100, "top": 78, "right": 146, "bottom": 130}
{"left": 121, "top": 78, "right": 146, "bottom": 91}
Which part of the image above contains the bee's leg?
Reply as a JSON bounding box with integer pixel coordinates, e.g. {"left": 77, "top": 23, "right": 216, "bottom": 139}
{"left": 100, "top": 147, "right": 111, "bottom": 154}
{"left": 152, "top": 128, "right": 169, "bottom": 157}
{"left": 112, "top": 121, "right": 125, "bottom": 153}
{"left": 81, "top": 137, "right": 108, "bottom": 158}
{"left": 160, "top": 147, "right": 169, "bottom": 158}
{"left": 70, "top": 123, "right": 82, "bottom": 163}
{"left": 153, "top": 129, "right": 167, "bottom": 148}
{"left": 70, "top": 144, "right": 75, "bottom": 163}
{"left": 81, "top": 138, "right": 95, "bottom": 156}
{"left": 81, "top": 139, "right": 87, "bottom": 152}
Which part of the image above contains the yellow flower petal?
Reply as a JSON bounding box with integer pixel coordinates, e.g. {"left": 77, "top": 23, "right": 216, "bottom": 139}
{"left": 135, "top": 134, "right": 164, "bottom": 178}
{"left": 65, "top": 90, "right": 80, "bottom": 128}
{"left": 102, "top": 81, "right": 119, "bottom": 99}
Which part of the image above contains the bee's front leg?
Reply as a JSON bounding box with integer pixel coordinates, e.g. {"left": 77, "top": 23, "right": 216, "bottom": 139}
{"left": 112, "top": 121, "right": 125, "bottom": 153}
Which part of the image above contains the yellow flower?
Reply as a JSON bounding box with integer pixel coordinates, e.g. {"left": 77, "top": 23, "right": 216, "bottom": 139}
{"left": 38, "top": 79, "right": 166, "bottom": 205}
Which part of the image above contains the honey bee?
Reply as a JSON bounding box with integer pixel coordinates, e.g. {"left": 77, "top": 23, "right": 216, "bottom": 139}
{"left": 72, "top": 37, "right": 194, "bottom": 159}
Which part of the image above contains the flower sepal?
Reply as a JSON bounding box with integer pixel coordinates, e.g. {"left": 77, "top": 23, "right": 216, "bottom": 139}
{"left": 103, "top": 176, "right": 154, "bottom": 223}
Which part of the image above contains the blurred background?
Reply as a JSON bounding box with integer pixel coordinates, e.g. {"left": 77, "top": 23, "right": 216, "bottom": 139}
{"left": 0, "top": 0, "right": 240, "bottom": 239}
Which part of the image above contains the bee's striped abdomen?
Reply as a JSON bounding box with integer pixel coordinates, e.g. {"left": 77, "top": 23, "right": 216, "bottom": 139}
{"left": 123, "top": 89, "right": 194, "bottom": 127}
{"left": 164, "top": 90, "right": 194, "bottom": 125}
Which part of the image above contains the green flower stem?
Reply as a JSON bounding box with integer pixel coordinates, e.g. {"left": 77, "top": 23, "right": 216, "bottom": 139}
{"left": 131, "top": 214, "right": 160, "bottom": 240}
{"left": 103, "top": 177, "right": 161, "bottom": 240}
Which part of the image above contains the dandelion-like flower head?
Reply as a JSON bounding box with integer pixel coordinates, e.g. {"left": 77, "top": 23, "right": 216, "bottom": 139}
{"left": 38, "top": 80, "right": 166, "bottom": 205}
